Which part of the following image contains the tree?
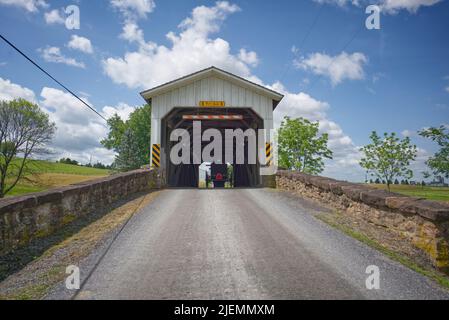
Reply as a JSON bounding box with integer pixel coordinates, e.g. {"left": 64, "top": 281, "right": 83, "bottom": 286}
{"left": 422, "top": 171, "right": 431, "bottom": 181}
{"left": 126, "top": 105, "right": 152, "bottom": 165}
{"left": 113, "top": 129, "right": 142, "bottom": 171}
{"left": 359, "top": 131, "right": 417, "bottom": 191}
{"left": 101, "top": 114, "right": 127, "bottom": 151}
{"left": 419, "top": 125, "right": 449, "bottom": 179}
{"left": 278, "top": 117, "right": 333, "bottom": 174}
{"left": 59, "top": 157, "right": 79, "bottom": 165}
{"left": 101, "top": 104, "right": 152, "bottom": 170}
{"left": 0, "top": 99, "right": 56, "bottom": 198}
{"left": 92, "top": 162, "right": 109, "bottom": 169}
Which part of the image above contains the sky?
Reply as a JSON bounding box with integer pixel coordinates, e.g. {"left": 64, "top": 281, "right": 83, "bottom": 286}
{"left": 0, "top": 0, "right": 448, "bottom": 182}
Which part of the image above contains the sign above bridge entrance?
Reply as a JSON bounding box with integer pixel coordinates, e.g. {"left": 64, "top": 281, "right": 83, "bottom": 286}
{"left": 199, "top": 101, "right": 225, "bottom": 107}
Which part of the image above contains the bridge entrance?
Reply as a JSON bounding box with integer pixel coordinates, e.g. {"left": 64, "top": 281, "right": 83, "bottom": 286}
{"left": 161, "top": 107, "right": 263, "bottom": 188}
{"left": 140, "top": 66, "right": 283, "bottom": 189}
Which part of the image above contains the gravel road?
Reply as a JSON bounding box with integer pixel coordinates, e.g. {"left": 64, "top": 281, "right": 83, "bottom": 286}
{"left": 71, "top": 189, "right": 449, "bottom": 300}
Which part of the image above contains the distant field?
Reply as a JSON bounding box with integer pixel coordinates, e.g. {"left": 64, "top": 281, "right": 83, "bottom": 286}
{"left": 369, "top": 184, "right": 449, "bottom": 203}
{"left": 5, "top": 159, "right": 111, "bottom": 197}
{"left": 21, "top": 159, "right": 110, "bottom": 176}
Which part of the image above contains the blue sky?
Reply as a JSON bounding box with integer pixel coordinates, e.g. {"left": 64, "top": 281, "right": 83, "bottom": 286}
{"left": 0, "top": 0, "right": 448, "bottom": 181}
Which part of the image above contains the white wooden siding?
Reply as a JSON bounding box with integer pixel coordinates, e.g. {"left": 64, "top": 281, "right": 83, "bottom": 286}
{"left": 152, "top": 76, "right": 273, "bottom": 121}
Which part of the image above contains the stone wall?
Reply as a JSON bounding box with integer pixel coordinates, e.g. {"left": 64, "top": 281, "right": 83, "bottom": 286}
{"left": 276, "top": 170, "right": 449, "bottom": 273}
{"left": 0, "top": 169, "right": 163, "bottom": 256}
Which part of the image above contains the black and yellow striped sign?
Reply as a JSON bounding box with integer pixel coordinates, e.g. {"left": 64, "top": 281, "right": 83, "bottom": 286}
{"left": 152, "top": 144, "right": 161, "bottom": 168}
{"left": 266, "top": 142, "right": 273, "bottom": 166}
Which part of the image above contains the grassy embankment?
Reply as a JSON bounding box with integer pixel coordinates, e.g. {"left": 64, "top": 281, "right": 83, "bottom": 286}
{"left": 4, "top": 159, "right": 110, "bottom": 197}
{"left": 369, "top": 184, "right": 449, "bottom": 203}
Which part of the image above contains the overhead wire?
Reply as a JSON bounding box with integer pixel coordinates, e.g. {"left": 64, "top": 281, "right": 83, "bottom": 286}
{"left": 0, "top": 34, "right": 107, "bottom": 122}
{"left": 278, "top": 5, "right": 325, "bottom": 84}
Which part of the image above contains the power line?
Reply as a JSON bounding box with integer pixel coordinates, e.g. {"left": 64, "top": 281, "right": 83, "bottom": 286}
{"left": 0, "top": 34, "right": 107, "bottom": 122}
{"left": 306, "top": 23, "right": 365, "bottom": 92}
{"left": 278, "top": 5, "right": 324, "bottom": 83}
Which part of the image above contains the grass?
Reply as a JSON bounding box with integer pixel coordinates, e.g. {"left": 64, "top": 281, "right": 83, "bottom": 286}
{"left": 316, "top": 213, "right": 449, "bottom": 290}
{"left": 3, "top": 159, "right": 111, "bottom": 197}
{"left": 369, "top": 184, "right": 449, "bottom": 203}
{"left": 18, "top": 159, "right": 110, "bottom": 176}
{"left": 0, "top": 191, "right": 159, "bottom": 300}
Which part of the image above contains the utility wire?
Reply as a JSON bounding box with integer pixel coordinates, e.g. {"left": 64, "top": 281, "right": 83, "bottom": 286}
{"left": 278, "top": 5, "right": 324, "bottom": 83}
{"left": 306, "top": 23, "right": 365, "bottom": 92}
{"left": 0, "top": 34, "right": 107, "bottom": 122}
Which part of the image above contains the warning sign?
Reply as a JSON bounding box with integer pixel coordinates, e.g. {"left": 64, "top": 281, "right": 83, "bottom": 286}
{"left": 199, "top": 101, "right": 225, "bottom": 107}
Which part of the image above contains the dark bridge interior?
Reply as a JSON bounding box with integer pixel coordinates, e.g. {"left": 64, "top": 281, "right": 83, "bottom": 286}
{"left": 161, "top": 108, "right": 264, "bottom": 188}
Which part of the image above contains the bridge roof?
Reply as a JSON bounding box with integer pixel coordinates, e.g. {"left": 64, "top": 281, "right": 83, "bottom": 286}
{"left": 140, "top": 66, "right": 284, "bottom": 109}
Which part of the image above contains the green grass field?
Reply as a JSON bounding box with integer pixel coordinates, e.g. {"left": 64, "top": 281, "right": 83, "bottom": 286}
{"left": 4, "top": 159, "right": 111, "bottom": 197}
{"left": 21, "top": 159, "right": 110, "bottom": 176}
{"left": 370, "top": 184, "right": 449, "bottom": 203}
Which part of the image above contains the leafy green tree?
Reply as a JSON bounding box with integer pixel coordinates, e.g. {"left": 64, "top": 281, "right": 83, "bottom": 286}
{"left": 419, "top": 125, "right": 449, "bottom": 179}
{"left": 126, "top": 105, "right": 152, "bottom": 164}
{"left": 59, "top": 158, "right": 79, "bottom": 165}
{"left": 422, "top": 171, "right": 431, "bottom": 181}
{"left": 101, "top": 104, "right": 152, "bottom": 170}
{"left": 278, "top": 117, "right": 333, "bottom": 174}
{"left": 0, "top": 99, "right": 56, "bottom": 198}
{"left": 92, "top": 162, "right": 110, "bottom": 169}
{"left": 360, "top": 132, "right": 417, "bottom": 191}
{"left": 113, "top": 129, "right": 142, "bottom": 171}
{"left": 101, "top": 114, "right": 127, "bottom": 151}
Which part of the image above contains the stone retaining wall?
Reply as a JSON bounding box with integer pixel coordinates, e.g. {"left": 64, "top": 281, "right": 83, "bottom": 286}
{"left": 276, "top": 170, "right": 449, "bottom": 273}
{"left": 0, "top": 169, "right": 162, "bottom": 256}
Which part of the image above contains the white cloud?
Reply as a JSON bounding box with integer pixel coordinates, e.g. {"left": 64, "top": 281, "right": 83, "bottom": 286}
{"left": 314, "top": 0, "right": 361, "bottom": 7}
{"left": 40, "top": 46, "right": 85, "bottom": 68}
{"left": 0, "top": 79, "right": 133, "bottom": 164}
{"left": 381, "top": 0, "right": 442, "bottom": 13}
{"left": 238, "top": 49, "right": 259, "bottom": 67}
{"left": 102, "top": 103, "right": 135, "bottom": 121}
{"left": 0, "top": 0, "right": 47, "bottom": 12}
{"left": 39, "top": 87, "right": 136, "bottom": 164}
{"left": 119, "top": 22, "right": 157, "bottom": 52}
{"left": 401, "top": 129, "right": 416, "bottom": 137}
{"left": 44, "top": 9, "right": 64, "bottom": 24}
{"left": 408, "top": 147, "right": 431, "bottom": 181}
{"left": 0, "top": 77, "right": 36, "bottom": 102}
{"left": 271, "top": 82, "right": 329, "bottom": 127}
{"left": 445, "top": 86, "right": 449, "bottom": 93}
{"left": 110, "top": 0, "right": 156, "bottom": 21}
{"left": 103, "top": 1, "right": 254, "bottom": 89}
{"left": 295, "top": 51, "right": 368, "bottom": 86}
{"left": 270, "top": 82, "right": 364, "bottom": 181}
{"left": 120, "top": 22, "right": 145, "bottom": 43}
{"left": 313, "top": 0, "right": 442, "bottom": 13}
{"left": 67, "top": 35, "right": 94, "bottom": 54}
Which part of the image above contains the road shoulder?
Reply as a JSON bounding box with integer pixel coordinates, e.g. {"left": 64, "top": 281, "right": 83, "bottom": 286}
{"left": 274, "top": 188, "right": 449, "bottom": 291}
{"left": 0, "top": 191, "right": 160, "bottom": 300}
